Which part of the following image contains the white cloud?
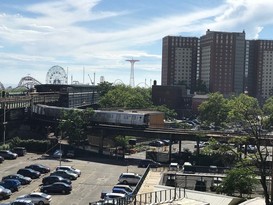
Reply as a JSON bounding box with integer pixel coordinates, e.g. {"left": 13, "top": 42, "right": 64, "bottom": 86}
{"left": 206, "top": 0, "right": 273, "bottom": 38}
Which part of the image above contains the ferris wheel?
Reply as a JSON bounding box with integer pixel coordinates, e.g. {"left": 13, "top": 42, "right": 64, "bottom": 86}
{"left": 46, "top": 65, "right": 67, "bottom": 84}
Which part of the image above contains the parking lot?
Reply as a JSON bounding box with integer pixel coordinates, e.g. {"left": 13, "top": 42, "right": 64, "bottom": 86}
{"left": 0, "top": 152, "right": 144, "bottom": 205}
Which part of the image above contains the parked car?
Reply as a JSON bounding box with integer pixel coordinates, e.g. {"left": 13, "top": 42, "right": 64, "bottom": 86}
{"left": 112, "top": 188, "right": 132, "bottom": 197}
{"left": 0, "top": 156, "right": 4, "bottom": 163}
{"left": 25, "top": 164, "right": 50, "bottom": 174}
{"left": 2, "top": 174, "right": 32, "bottom": 185}
{"left": 194, "top": 141, "right": 209, "bottom": 148}
{"left": 169, "top": 162, "right": 179, "bottom": 171}
{"left": 182, "top": 162, "right": 195, "bottom": 173}
{"left": 104, "top": 192, "right": 126, "bottom": 199}
{"left": 16, "top": 192, "right": 52, "bottom": 205}
{"left": 148, "top": 140, "right": 164, "bottom": 147}
{"left": 161, "top": 139, "right": 171, "bottom": 146}
{"left": 210, "top": 177, "right": 223, "bottom": 192}
{"left": 42, "top": 175, "right": 71, "bottom": 185}
{"left": 17, "top": 168, "right": 41, "bottom": 179}
{"left": 52, "top": 149, "right": 63, "bottom": 158}
{"left": 56, "top": 165, "right": 81, "bottom": 176}
{"left": 12, "top": 147, "right": 27, "bottom": 156}
{"left": 66, "top": 150, "right": 75, "bottom": 158}
{"left": 241, "top": 145, "right": 257, "bottom": 153}
{"left": 0, "top": 150, "right": 18, "bottom": 159}
{"left": 194, "top": 179, "right": 207, "bottom": 192}
{"left": 112, "top": 185, "right": 134, "bottom": 193}
{"left": 209, "top": 165, "right": 218, "bottom": 173}
{"left": 0, "top": 179, "right": 21, "bottom": 192}
{"left": 40, "top": 182, "right": 72, "bottom": 194}
{"left": 118, "top": 173, "right": 141, "bottom": 185}
{"left": 0, "top": 185, "right": 12, "bottom": 200}
{"left": 50, "top": 170, "right": 78, "bottom": 180}
{"left": 101, "top": 186, "right": 134, "bottom": 200}
{"left": 138, "top": 159, "right": 162, "bottom": 168}
{"left": 10, "top": 199, "right": 34, "bottom": 205}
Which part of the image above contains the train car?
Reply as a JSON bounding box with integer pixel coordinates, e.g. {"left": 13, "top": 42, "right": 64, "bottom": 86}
{"left": 92, "top": 110, "right": 164, "bottom": 128}
{"left": 91, "top": 110, "right": 149, "bottom": 128}
{"left": 32, "top": 104, "right": 165, "bottom": 128}
{"left": 32, "top": 104, "right": 82, "bottom": 119}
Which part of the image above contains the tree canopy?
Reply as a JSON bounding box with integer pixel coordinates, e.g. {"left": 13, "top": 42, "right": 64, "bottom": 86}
{"left": 98, "top": 83, "right": 177, "bottom": 120}
{"left": 198, "top": 93, "right": 273, "bottom": 205}
{"left": 99, "top": 84, "right": 152, "bottom": 109}
{"left": 221, "top": 165, "right": 258, "bottom": 197}
{"left": 198, "top": 92, "right": 230, "bottom": 128}
{"left": 58, "top": 108, "right": 94, "bottom": 145}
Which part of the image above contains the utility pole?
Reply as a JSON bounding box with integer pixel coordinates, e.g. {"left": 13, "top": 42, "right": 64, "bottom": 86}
{"left": 3, "top": 102, "right": 7, "bottom": 145}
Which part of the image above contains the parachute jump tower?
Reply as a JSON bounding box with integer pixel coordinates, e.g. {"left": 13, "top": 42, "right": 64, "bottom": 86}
{"left": 126, "top": 59, "right": 139, "bottom": 87}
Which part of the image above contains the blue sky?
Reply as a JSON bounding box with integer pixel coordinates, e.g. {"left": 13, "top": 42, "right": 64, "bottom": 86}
{"left": 1, "top": 0, "right": 273, "bottom": 88}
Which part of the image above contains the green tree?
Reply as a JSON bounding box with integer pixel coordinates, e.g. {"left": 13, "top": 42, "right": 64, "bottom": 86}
{"left": 198, "top": 92, "right": 230, "bottom": 128}
{"left": 99, "top": 84, "right": 153, "bottom": 109}
{"left": 221, "top": 165, "right": 258, "bottom": 197}
{"left": 113, "top": 135, "right": 129, "bottom": 159}
{"left": 97, "top": 81, "right": 114, "bottom": 97}
{"left": 152, "top": 105, "right": 177, "bottom": 120}
{"left": 58, "top": 108, "right": 94, "bottom": 145}
{"left": 199, "top": 93, "right": 273, "bottom": 204}
{"left": 98, "top": 84, "right": 177, "bottom": 120}
{"left": 263, "top": 96, "right": 273, "bottom": 129}
{"left": 227, "top": 93, "right": 272, "bottom": 204}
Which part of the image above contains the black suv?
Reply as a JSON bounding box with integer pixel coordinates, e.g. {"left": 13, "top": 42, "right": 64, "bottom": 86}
{"left": 17, "top": 168, "right": 41, "bottom": 179}
{"left": 138, "top": 159, "right": 162, "bottom": 168}
{"left": 42, "top": 175, "right": 71, "bottom": 185}
{"left": 12, "top": 147, "right": 27, "bottom": 156}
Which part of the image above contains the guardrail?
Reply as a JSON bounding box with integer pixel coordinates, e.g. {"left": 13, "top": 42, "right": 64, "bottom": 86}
{"left": 132, "top": 187, "right": 185, "bottom": 205}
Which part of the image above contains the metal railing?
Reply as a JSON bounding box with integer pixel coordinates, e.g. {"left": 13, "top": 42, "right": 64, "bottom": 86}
{"left": 131, "top": 187, "right": 185, "bottom": 205}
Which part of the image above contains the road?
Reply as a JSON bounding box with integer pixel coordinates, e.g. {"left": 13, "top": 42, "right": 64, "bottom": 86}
{"left": 0, "top": 153, "right": 145, "bottom": 205}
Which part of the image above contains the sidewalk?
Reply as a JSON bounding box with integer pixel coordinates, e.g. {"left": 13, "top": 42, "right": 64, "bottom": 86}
{"left": 138, "top": 170, "right": 162, "bottom": 194}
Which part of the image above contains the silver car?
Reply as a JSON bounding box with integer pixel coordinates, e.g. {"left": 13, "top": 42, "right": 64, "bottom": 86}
{"left": 56, "top": 166, "right": 81, "bottom": 176}
{"left": 0, "top": 185, "right": 11, "bottom": 200}
{"left": 118, "top": 173, "right": 141, "bottom": 185}
{"left": 16, "top": 192, "right": 51, "bottom": 205}
{"left": 11, "top": 199, "right": 34, "bottom": 205}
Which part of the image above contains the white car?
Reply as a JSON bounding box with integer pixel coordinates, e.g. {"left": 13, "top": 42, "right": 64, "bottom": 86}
{"left": 56, "top": 166, "right": 81, "bottom": 176}
{"left": 16, "top": 192, "right": 52, "bottom": 205}
{"left": 169, "top": 163, "right": 179, "bottom": 171}
{"left": 105, "top": 193, "right": 126, "bottom": 199}
{"left": 118, "top": 173, "right": 141, "bottom": 185}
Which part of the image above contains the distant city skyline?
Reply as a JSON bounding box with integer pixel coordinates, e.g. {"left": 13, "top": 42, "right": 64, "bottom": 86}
{"left": 1, "top": 0, "right": 273, "bottom": 87}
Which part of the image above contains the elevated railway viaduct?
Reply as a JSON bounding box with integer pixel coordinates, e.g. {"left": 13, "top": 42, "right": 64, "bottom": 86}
{"left": 0, "top": 84, "right": 99, "bottom": 141}
{"left": 89, "top": 124, "right": 273, "bottom": 163}
{"left": 1, "top": 84, "right": 273, "bottom": 164}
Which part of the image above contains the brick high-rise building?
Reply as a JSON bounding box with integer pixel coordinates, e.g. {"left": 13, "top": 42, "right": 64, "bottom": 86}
{"left": 246, "top": 40, "right": 273, "bottom": 102}
{"left": 199, "top": 30, "right": 245, "bottom": 96}
{"left": 161, "top": 36, "right": 199, "bottom": 93}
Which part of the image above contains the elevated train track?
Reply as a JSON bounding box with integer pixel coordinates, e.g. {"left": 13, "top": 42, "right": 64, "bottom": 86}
{"left": 91, "top": 124, "right": 273, "bottom": 147}
{"left": 0, "top": 92, "right": 59, "bottom": 109}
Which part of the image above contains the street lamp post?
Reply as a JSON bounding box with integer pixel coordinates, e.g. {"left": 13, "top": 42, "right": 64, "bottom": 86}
{"left": 59, "top": 132, "right": 62, "bottom": 166}
{"left": 3, "top": 102, "right": 7, "bottom": 145}
{"left": 59, "top": 140, "right": 62, "bottom": 166}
